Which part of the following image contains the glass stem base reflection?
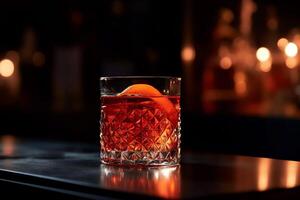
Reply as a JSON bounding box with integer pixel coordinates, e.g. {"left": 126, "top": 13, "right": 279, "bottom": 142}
{"left": 100, "top": 149, "right": 180, "bottom": 166}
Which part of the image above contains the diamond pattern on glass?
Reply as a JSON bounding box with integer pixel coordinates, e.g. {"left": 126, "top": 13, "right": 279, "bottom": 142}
{"left": 100, "top": 97, "right": 180, "bottom": 165}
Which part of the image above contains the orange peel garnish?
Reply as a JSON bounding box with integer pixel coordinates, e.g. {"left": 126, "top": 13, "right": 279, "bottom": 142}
{"left": 118, "top": 84, "right": 178, "bottom": 124}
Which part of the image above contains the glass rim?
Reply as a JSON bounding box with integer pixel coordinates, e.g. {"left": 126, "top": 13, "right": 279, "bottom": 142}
{"left": 100, "top": 76, "right": 181, "bottom": 80}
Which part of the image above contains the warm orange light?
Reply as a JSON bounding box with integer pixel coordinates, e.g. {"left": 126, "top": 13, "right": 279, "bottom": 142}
{"left": 154, "top": 167, "right": 180, "bottom": 198}
{"left": 0, "top": 135, "right": 16, "bottom": 156}
{"left": 285, "top": 42, "right": 298, "bottom": 57}
{"left": 100, "top": 165, "right": 180, "bottom": 199}
{"left": 256, "top": 47, "right": 271, "bottom": 62}
{"left": 277, "top": 38, "right": 289, "bottom": 51}
{"left": 181, "top": 46, "right": 195, "bottom": 63}
{"left": 286, "top": 161, "right": 298, "bottom": 188}
{"left": 259, "top": 60, "right": 272, "bottom": 72}
{"left": 119, "top": 84, "right": 177, "bottom": 125}
{"left": 0, "top": 59, "right": 14, "bottom": 77}
{"left": 258, "top": 158, "right": 271, "bottom": 191}
{"left": 219, "top": 56, "right": 232, "bottom": 69}
{"left": 234, "top": 71, "right": 247, "bottom": 96}
{"left": 159, "top": 166, "right": 177, "bottom": 178}
{"left": 286, "top": 57, "right": 298, "bottom": 69}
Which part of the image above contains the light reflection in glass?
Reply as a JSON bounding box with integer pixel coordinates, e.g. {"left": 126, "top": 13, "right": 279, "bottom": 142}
{"left": 100, "top": 165, "right": 181, "bottom": 198}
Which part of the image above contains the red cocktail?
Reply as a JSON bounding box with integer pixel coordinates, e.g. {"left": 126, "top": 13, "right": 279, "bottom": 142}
{"left": 100, "top": 77, "right": 181, "bottom": 166}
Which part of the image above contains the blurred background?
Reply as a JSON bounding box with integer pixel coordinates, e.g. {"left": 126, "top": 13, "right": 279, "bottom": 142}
{"left": 2, "top": 0, "right": 300, "bottom": 158}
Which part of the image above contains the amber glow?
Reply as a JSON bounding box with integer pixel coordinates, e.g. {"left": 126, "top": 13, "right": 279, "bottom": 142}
{"left": 0, "top": 59, "right": 14, "bottom": 77}
{"left": 118, "top": 84, "right": 177, "bottom": 124}
{"left": 100, "top": 166, "right": 180, "bottom": 198}
{"left": 285, "top": 57, "right": 298, "bottom": 69}
{"left": 286, "top": 161, "right": 298, "bottom": 188}
{"left": 181, "top": 46, "right": 195, "bottom": 63}
{"left": 256, "top": 47, "right": 271, "bottom": 62}
{"left": 153, "top": 167, "right": 180, "bottom": 198}
{"left": 277, "top": 38, "right": 289, "bottom": 51}
{"left": 258, "top": 158, "right": 271, "bottom": 191}
{"left": 0, "top": 135, "right": 16, "bottom": 156}
{"left": 219, "top": 56, "right": 232, "bottom": 69}
{"left": 285, "top": 42, "right": 298, "bottom": 57}
{"left": 234, "top": 71, "right": 247, "bottom": 96}
{"left": 259, "top": 60, "right": 272, "bottom": 72}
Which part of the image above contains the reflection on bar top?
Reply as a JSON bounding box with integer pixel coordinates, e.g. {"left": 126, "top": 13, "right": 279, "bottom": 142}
{"left": 0, "top": 136, "right": 300, "bottom": 199}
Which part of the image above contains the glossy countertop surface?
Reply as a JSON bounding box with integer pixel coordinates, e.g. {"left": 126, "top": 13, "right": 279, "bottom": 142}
{"left": 0, "top": 135, "right": 300, "bottom": 199}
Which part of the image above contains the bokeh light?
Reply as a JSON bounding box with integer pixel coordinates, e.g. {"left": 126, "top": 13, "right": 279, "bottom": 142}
{"left": 0, "top": 135, "right": 16, "bottom": 156}
{"left": 285, "top": 42, "right": 298, "bottom": 57}
{"left": 234, "top": 71, "right": 247, "bottom": 96}
{"left": 219, "top": 56, "right": 232, "bottom": 69}
{"left": 0, "top": 59, "right": 14, "bottom": 77}
{"left": 259, "top": 60, "right": 272, "bottom": 72}
{"left": 181, "top": 46, "right": 195, "bottom": 63}
{"left": 285, "top": 57, "right": 298, "bottom": 69}
{"left": 277, "top": 38, "right": 289, "bottom": 51}
{"left": 256, "top": 47, "right": 271, "bottom": 62}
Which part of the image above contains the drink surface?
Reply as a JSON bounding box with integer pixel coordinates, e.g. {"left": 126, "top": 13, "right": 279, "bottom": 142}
{"left": 100, "top": 95, "right": 180, "bottom": 165}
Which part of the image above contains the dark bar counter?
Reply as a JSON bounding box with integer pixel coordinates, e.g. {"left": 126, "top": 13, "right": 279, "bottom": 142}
{"left": 0, "top": 135, "right": 300, "bottom": 199}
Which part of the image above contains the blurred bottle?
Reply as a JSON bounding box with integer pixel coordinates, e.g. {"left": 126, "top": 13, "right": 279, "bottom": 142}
{"left": 202, "top": 1, "right": 265, "bottom": 116}
{"left": 202, "top": 8, "right": 238, "bottom": 114}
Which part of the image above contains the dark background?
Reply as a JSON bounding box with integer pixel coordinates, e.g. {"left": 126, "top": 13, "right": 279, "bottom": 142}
{"left": 1, "top": 0, "right": 300, "bottom": 159}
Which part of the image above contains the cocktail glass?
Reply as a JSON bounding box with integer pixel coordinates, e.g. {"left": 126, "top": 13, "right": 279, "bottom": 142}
{"left": 100, "top": 76, "right": 181, "bottom": 166}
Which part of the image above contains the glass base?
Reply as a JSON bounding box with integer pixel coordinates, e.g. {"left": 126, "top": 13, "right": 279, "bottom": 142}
{"left": 100, "top": 149, "right": 180, "bottom": 166}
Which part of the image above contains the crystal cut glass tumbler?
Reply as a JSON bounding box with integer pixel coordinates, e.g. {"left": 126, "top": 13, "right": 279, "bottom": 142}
{"left": 100, "top": 76, "right": 181, "bottom": 166}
